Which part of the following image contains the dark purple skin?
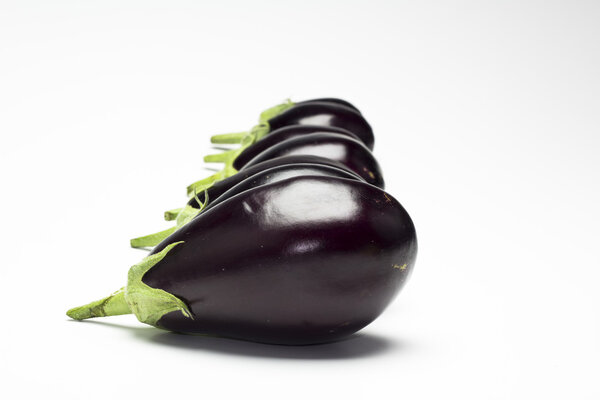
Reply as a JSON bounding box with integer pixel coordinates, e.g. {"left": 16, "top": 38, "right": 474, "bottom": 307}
{"left": 267, "top": 102, "right": 374, "bottom": 150}
{"left": 241, "top": 132, "right": 384, "bottom": 189}
{"left": 233, "top": 125, "right": 361, "bottom": 171}
{"left": 188, "top": 155, "right": 364, "bottom": 209}
{"left": 144, "top": 176, "right": 417, "bottom": 345}
{"left": 297, "top": 98, "right": 361, "bottom": 113}
{"left": 199, "top": 164, "right": 363, "bottom": 214}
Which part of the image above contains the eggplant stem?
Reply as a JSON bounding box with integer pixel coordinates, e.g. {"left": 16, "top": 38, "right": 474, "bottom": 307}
{"left": 210, "top": 131, "right": 247, "bottom": 144}
{"left": 203, "top": 148, "right": 238, "bottom": 163}
{"left": 187, "top": 123, "right": 269, "bottom": 197}
{"left": 130, "top": 226, "right": 177, "bottom": 249}
{"left": 131, "top": 191, "right": 209, "bottom": 252}
{"left": 164, "top": 208, "right": 182, "bottom": 221}
{"left": 67, "top": 288, "right": 131, "bottom": 320}
{"left": 67, "top": 242, "right": 190, "bottom": 326}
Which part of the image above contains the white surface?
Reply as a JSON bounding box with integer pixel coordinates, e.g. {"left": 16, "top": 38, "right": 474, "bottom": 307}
{"left": 1, "top": 1, "right": 599, "bottom": 399}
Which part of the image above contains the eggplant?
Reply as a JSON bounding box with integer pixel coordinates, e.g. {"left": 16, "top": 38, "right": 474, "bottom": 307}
{"left": 200, "top": 100, "right": 373, "bottom": 201}
{"left": 131, "top": 158, "right": 365, "bottom": 248}
{"left": 211, "top": 101, "right": 373, "bottom": 150}
{"left": 204, "top": 125, "right": 361, "bottom": 170}
{"left": 257, "top": 98, "right": 361, "bottom": 126}
{"left": 186, "top": 150, "right": 363, "bottom": 197}
{"left": 230, "top": 125, "right": 360, "bottom": 171}
{"left": 241, "top": 132, "right": 384, "bottom": 188}
{"left": 67, "top": 176, "right": 418, "bottom": 345}
{"left": 267, "top": 103, "right": 373, "bottom": 150}
{"left": 195, "top": 163, "right": 362, "bottom": 214}
{"left": 297, "top": 98, "right": 361, "bottom": 113}
{"left": 187, "top": 155, "right": 364, "bottom": 209}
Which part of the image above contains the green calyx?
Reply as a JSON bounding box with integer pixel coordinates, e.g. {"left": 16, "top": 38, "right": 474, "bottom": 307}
{"left": 129, "top": 104, "right": 275, "bottom": 250}
{"left": 130, "top": 192, "right": 209, "bottom": 249}
{"left": 187, "top": 122, "right": 269, "bottom": 197}
{"left": 250, "top": 122, "right": 271, "bottom": 142}
{"left": 186, "top": 169, "right": 228, "bottom": 198}
{"left": 203, "top": 122, "right": 269, "bottom": 165}
{"left": 125, "top": 241, "right": 192, "bottom": 325}
{"left": 66, "top": 241, "right": 192, "bottom": 327}
{"left": 209, "top": 99, "right": 293, "bottom": 144}
{"left": 259, "top": 99, "right": 295, "bottom": 123}
{"left": 130, "top": 226, "right": 177, "bottom": 248}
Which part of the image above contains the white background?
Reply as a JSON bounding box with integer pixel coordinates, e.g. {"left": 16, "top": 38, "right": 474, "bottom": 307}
{"left": 1, "top": 1, "right": 599, "bottom": 399}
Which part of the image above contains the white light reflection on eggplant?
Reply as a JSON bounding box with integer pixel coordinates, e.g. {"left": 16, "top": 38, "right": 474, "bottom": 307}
{"left": 295, "top": 114, "right": 334, "bottom": 126}
{"left": 285, "top": 143, "right": 347, "bottom": 161}
{"left": 261, "top": 180, "right": 359, "bottom": 228}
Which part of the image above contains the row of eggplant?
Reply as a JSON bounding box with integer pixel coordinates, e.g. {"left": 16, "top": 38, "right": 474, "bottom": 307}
{"left": 130, "top": 99, "right": 384, "bottom": 247}
{"left": 67, "top": 98, "right": 418, "bottom": 345}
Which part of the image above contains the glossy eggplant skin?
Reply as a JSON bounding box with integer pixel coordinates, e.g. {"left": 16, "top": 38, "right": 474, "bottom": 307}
{"left": 188, "top": 155, "right": 363, "bottom": 209}
{"left": 267, "top": 102, "right": 374, "bottom": 150}
{"left": 200, "top": 164, "right": 363, "bottom": 214}
{"left": 144, "top": 176, "right": 417, "bottom": 345}
{"left": 297, "top": 98, "right": 360, "bottom": 113}
{"left": 241, "top": 133, "right": 384, "bottom": 189}
{"left": 233, "top": 125, "right": 360, "bottom": 170}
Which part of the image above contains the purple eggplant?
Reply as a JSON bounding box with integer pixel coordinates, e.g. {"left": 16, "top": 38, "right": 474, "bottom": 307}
{"left": 297, "top": 98, "right": 361, "bottom": 113}
{"left": 189, "top": 162, "right": 363, "bottom": 210}
{"left": 196, "top": 163, "right": 363, "bottom": 214}
{"left": 67, "top": 176, "right": 417, "bottom": 345}
{"left": 231, "top": 125, "right": 360, "bottom": 171}
{"left": 241, "top": 132, "right": 384, "bottom": 188}
{"left": 211, "top": 101, "right": 373, "bottom": 150}
{"left": 131, "top": 155, "right": 365, "bottom": 248}
{"left": 267, "top": 102, "right": 373, "bottom": 150}
{"left": 202, "top": 100, "right": 373, "bottom": 196}
{"left": 189, "top": 154, "right": 364, "bottom": 209}
{"left": 257, "top": 98, "right": 362, "bottom": 126}
{"left": 188, "top": 148, "right": 365, "bottom": 196}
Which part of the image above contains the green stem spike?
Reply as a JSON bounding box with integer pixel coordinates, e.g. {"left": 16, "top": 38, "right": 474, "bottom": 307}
{"left": 164, "top": 208, "right": 182, "bottom": 221}
{"left": 67, "top": 288, "right": 131, "bottom": 320}
{"left": 67, "top": 242, "right": 192, "bottom": 327}
{"left": 129, "top": 121, "right": 271, "bottom": 249}
{"left": 130, "top": 192, "right": 209, "bottom": 250}
{"left": 130, "top": 226, "right": 177, "bottom": 248}
{"left": 210, "top": 131, "right": 248, "bottom": 144}
{"left": 203, "top": 148, "right": 238, "bottom": 163}
{"left": 187, "top": 123, "right": 269, "bottom": 197}
{"left": 209, "top": 99, "right": 291, "bottom": 143}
